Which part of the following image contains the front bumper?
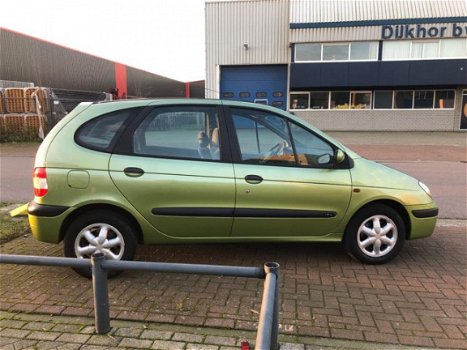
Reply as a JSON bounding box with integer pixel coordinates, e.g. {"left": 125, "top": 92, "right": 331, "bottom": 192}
{"left": 407, "top": 203, "right": 438, "bottom": 240}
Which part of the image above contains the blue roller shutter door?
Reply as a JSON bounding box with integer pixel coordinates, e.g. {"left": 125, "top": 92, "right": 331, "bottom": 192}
{"left": 220, "top": 65, "right": 288, "bottom": 110}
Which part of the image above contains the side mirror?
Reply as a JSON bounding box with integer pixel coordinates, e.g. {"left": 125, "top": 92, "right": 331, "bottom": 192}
{"left": 335, "top": 149, "right": 346, "bottom": 164}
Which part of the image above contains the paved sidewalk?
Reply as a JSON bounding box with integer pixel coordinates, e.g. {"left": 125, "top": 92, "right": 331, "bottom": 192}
{"left": 1, "top": 222, "right": 466, "bottom": 349}
{"left": 0, "top": 311, "right": 442, "bottom": 350}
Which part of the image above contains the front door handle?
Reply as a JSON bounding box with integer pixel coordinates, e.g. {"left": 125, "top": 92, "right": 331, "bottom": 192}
{"left": 124, "top": 167, "right": 144, "bottom": 177}
{"left": 245, "top": 174, "right": 263, "bottom": 184}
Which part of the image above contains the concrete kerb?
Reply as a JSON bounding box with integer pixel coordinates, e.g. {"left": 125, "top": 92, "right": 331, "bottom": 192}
{"left": 0, "top": 311, "right": 435, "bottom": 350}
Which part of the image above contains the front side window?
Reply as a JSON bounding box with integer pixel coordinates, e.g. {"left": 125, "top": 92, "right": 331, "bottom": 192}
{"left": 232, "top": 109, "right": 295, "bottom": 166}
{"left": 289, "top": 122, "right": 334, "bottom": 167}
{"left": 231, "top": 108, "right": 335, "bottom": 168}
{"left": 76, "top": 109, "right": 134, "bottom": 151}
{"left": 133, "top": 106, "right": 221, "bottom": 160}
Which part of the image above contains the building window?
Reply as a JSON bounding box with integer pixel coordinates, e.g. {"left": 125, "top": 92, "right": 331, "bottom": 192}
{"left": 310, "top": 92, "right": 329, "bottom": 109}
{"left": 394, "top": 91, "right": 414, "bottom": 109}
{"left": 295, "top": 43, "right": 321, "bottom": 61}
{"left": 295, "top": 41, "right": 378, "bottom": 62}
{"left": 412, "top": 41, "right": 439, "bottom": 59}
{"left": 323, "top": 43, "right": 349, "bottom": 61}
{"left": 290, "top": 93, "right": 309, "bottom": 109}
{"left": 330, "top": 91, "right": 350, "bottom": 109}
{"left": 239, "top": 92, "right": 250, "bottom": 98}
{"left": 414, "top": 90, "right": 435, "bottom": 108}
{"left": 350, "top": 42, "right": 378, "bottom": 60}
{"left": 383, "top": 38, "right": 467, "bottom": 60}
{"left": 435, "top": 90, "right": 455, "bottom": 109}
{"left": 440, "top": 38, "right": 467, "bottom": 58}
{"left": 374, "top": 91, "right": 394, "bottom": 109}
{"left": 351, "top": 92, "right": 372, "bottom": 109}
{"left": 290, "top": 90, "right": 455, "bottom": 111}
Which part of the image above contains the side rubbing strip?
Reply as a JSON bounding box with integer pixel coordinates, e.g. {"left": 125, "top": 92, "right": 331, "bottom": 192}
{"left": 152, "top": 208, "right": 234, "bottom": 217}
{"left": 235, "top": 208, "right": 336, "bottom": 218}
{"left": 152, "top": 207, "right": 336, "bottom": 218}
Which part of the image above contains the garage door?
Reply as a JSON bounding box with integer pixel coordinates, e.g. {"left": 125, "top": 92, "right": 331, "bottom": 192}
{"left": 220, "top": 65, "right": 288, "bottom": 110}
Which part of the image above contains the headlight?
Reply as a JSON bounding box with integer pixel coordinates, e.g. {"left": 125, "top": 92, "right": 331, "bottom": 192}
{"left": 418, "top": 181, "right": 432, "bottom": 198}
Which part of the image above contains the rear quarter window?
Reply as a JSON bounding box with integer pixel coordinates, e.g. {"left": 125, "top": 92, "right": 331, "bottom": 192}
{"left": 75, "top": 108, "right": 137, "bottom": 151}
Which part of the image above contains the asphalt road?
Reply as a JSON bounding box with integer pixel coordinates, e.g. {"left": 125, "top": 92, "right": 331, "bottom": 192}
{"left": 0, "top": 139, "right": 466, "bottom": 219}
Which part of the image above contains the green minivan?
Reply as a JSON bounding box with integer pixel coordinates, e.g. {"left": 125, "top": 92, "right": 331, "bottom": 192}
{"left": 28, "top": 99, "right": 438, "bottom": 276}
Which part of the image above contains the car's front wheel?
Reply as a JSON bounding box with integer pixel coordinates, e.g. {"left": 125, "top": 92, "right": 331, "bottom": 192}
{"left": 344, "top": 204, "right": 405, "bottom": 264}
{"left": 64, "top": 210, "right": 137, "bottom": 278}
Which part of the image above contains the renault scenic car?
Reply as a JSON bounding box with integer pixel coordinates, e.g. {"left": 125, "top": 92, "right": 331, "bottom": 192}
{"left": 28, "top": 99, "right": 438, "bottom": 276}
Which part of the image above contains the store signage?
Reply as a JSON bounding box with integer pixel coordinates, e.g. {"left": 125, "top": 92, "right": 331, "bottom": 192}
{"left": 382, "top": 23, "right": 467, "bottom": 39}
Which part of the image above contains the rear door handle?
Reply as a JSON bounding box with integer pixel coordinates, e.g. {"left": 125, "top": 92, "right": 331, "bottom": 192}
{"left": 245, "top": 174, "right": 263, "bottom": 184}
{"left": 124, "top": 167, "right": 144, "bottom": 177}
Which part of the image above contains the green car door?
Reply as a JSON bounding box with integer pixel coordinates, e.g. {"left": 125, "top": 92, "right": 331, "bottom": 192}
{"left": 109, "top": 105, "right": 235, "bottom": 239}
{"left": 228, "top": 107, "right": 352, "bottom": 238}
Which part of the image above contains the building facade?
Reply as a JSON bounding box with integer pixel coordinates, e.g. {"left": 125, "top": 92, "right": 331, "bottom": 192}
{"left": 206, "top": 0, "right": 467, "bottom": 131}
{"left": 0, "top": 28, "right": 204, "bottom": 99}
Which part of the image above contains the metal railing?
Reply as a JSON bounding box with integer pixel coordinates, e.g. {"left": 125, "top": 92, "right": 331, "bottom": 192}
{"left": 0, "top": 253, "right": 280, "bottom": 350}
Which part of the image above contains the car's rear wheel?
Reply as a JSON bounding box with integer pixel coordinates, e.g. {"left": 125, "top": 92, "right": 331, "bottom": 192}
{"left": 64, "top": 210, "right": 137, "bottom": 278}
{"left": 344, "top": 204, "right": 405, "bottom": 264}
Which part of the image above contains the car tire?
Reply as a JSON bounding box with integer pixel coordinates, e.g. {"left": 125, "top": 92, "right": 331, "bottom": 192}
{"left": 64, "top": 210, "right": 137, "bottom": 278}
{"left": 344, "top": 204, "right": 405, "bottom": 264}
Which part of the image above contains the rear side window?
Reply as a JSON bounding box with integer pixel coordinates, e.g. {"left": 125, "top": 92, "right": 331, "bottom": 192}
{"left": 75, "top": 109, "right": 134, "bottom": 151}
{"left": 132, "top": 106, "right": 221, "bottom": 161}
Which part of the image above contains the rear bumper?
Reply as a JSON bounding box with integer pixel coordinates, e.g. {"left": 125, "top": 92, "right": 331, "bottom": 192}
{"left": 28, "top": 201, "right": 69, "bottom": 217}
{"left": 28, "top": 202, "right": 70, "bottom": 243}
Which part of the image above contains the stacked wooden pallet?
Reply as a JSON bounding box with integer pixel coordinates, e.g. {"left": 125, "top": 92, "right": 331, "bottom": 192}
{"left": 0, "top": 87, "right": 48, "bottom": 140}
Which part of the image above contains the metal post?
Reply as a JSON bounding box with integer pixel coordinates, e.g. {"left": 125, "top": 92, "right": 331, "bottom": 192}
{"left": 271, "top": 264, "right": 280, "bottom": 350}
{"left": 255, "top": 262, "right": 280, "bottom": 350}
{"left": 91, "top": 253, "right": 110, "bottom": 334}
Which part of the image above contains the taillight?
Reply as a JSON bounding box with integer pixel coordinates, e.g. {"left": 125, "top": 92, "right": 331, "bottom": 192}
{"left": 33, "top": 167, "right": 48, "bottom": 197}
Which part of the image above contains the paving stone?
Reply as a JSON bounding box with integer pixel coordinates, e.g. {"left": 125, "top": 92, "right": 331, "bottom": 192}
{"left": 0, "top": 328, "right": 31, "bottom": 338}
{"left": 186, "top": 343, "right": 219, "bottom": 350}
{"left": 0, "top": 319, "right": 26, "bottom": 329}
{"left": 56, "top": 333, "right": 91, "bottom": 343}
{"left": 87, "top": 334, "right": 122, "bottom": 346}
{"left": 151, "top": 339, "right": 186, "bottom": 350}
{"left": 34, "top": 341, "right": 81, "bottom": 349}
{"left": 140, "top": 329, "right": 173, "bottom": 340}
{"left": 172, "top": 332, "right": 204, "bottom": 343}
{"left": 275, "top": 343, "right": 304, "bottom": 350}
{"left": 204, "top": 335, "right": 237, "bottom": 346}
{"left": 113, "top": 327, "right": 143, "bottom": 338}
{"left": 26, "top": 330, "right": 61, "bottom": 341}
{"left": 22, "top": 321, "right": 55, "bottom": 331}
{"left": 118, "top": 337, "right": 153, "bottom": 348}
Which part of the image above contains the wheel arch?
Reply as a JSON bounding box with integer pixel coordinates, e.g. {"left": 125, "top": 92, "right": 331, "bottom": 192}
{"left": 345, "top": 199, "right": 411, "bottom": 240}
{"left": 59, "top": 204, "right": 144, "bottom": 243}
